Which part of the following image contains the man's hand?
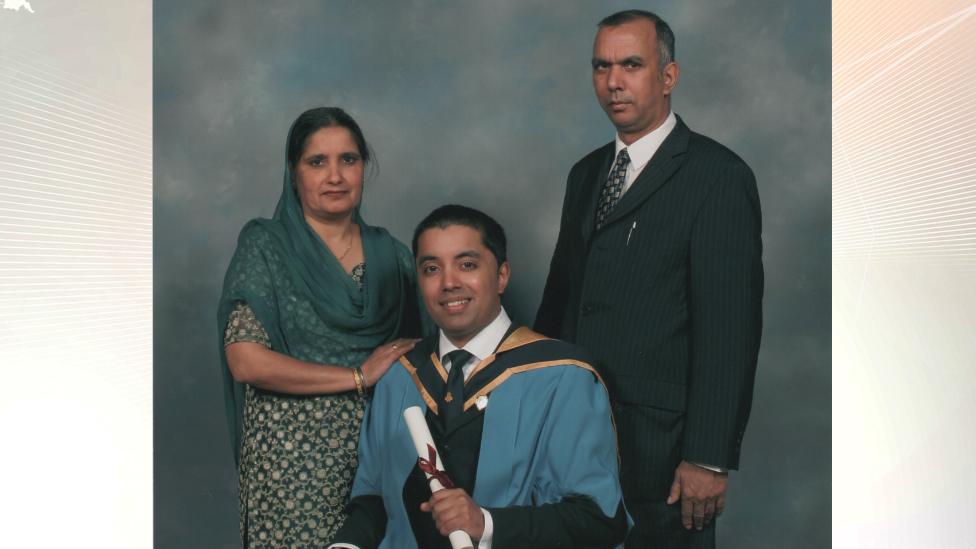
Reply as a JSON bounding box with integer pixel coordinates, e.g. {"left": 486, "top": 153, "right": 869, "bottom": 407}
{"left": 420, "top": 488, "right": 485, "bottom": 539}
{"left": 666, "top": 460, "right": 729, "bottom": 530}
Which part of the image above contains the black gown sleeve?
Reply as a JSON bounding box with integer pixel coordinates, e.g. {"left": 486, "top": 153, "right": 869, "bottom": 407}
{"left": 487, "top": 496, "right": 628, "bottom": 548}
{"left": 331, "top": 495, "right": 387, "bottom": 549}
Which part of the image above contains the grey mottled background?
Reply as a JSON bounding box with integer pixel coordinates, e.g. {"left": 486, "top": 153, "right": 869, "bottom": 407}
{"left": 154, "top": 2, "right": 829, "bottom": 547}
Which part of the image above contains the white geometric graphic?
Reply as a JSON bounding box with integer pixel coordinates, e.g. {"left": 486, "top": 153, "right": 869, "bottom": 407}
{"left": 0, "top": 0, "right": 150, "bottom": 545}
{"left": 2, "top": 0, "right": 35, "bottom": 13}
{"left": 834, "top": 3, "right": 976, "bottom": 548}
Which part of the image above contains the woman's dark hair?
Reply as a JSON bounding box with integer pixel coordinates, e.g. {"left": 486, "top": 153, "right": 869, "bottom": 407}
{"left": 412, "top": 204, "right": 507, "bottom": 267}
{"left": 286, "top": 107, "right": 376, "bottom": 176}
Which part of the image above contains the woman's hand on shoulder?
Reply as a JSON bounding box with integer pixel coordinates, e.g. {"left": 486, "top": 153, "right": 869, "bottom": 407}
{"left": 360, "top": 338, "right": 420, "bottom": 386}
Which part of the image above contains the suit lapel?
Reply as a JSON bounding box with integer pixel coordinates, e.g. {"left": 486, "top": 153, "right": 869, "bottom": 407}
{"left": 595, "top": 117, "right": 691, "bottom": 232}
{"left": 580, "top": 143, "right": 615, "bottom": 246}
{"left": 407, "top": 336, "right": 445, "bottom": 414}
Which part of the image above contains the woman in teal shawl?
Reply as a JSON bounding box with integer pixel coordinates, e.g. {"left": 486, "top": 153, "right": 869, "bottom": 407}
{"left": 217, "top": 107, "right": 423, "bottom": 547}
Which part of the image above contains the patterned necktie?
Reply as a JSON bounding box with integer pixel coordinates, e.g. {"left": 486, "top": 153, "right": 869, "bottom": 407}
{"left": 595, "top": 148, "right": 630, "bottom": 229}
{"left": 441, "top": 350, "right": 472, "bottom": 425}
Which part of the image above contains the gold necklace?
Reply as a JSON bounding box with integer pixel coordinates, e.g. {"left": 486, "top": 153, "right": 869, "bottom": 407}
{"left": 336, "top": 240, "right": 353, "bottom": 261}
{"left": 334, "top": 229, "right": 355, "bottom": 261}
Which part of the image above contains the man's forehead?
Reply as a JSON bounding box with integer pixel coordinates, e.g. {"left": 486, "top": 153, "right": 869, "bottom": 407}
{"left": 594, "top": 20, "right": 657, "bottom": 53}
{"left": 416, "top": 225, "right": 487, "bottom": 258}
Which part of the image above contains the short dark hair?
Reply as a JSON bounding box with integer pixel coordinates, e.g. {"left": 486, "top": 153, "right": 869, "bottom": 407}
{"left": 412, "top": 205, "right": 507, "bottom": 266}
{"left": 598, "top": 10, "right": 675, "bottom": 70}
{"left": 286, "top": 107, "right": 376, "bottom": 178}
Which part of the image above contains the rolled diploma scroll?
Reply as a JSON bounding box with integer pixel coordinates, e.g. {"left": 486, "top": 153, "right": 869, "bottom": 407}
{"left": 403, "top": 406, "right": 475, "bottom": 549}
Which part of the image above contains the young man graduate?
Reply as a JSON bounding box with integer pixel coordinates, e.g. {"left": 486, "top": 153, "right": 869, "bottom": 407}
{"left": 329, "top": 205, "right": 628, "bottom": 548}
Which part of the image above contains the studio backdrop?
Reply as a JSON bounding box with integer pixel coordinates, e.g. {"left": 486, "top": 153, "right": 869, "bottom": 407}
{"left": 154, "top": 2, "right": 829, "bottom": 547}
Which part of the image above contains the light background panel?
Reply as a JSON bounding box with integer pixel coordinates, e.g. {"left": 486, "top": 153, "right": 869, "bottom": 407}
{"left": 834, "top": 1, "right": 976, "bottom": 547}
{"left": 0, "top": 1, "right": 151, "bottom": 548}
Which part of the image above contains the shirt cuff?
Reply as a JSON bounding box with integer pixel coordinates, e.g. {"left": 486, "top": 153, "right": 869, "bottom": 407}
{"left": 691, "top": 461, "right": 728, "bottom": 473}
{"left": 327, "top": 545, "right": 359, "bottom": 549}
{"left": 478, "top": 507, "right": 493, "bottom": 549}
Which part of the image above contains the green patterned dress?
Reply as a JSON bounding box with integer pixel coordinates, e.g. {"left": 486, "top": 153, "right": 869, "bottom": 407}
{"left": 224, "top": 265, "right": 368, "bottom": 547}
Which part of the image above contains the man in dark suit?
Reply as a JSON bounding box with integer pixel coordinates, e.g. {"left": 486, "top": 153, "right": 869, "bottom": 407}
{"left": 535, "top": 10, "right": 763, "bottom": 549}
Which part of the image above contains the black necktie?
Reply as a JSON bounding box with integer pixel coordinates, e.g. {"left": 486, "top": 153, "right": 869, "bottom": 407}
{"left": 441, "top": 350, "right": 471, "bottom": 425}
{"left": 595, "top": 148, "right": 630, "bottom": 229}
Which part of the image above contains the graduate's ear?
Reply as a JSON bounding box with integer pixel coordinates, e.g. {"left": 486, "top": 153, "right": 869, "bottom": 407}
{"left": 496, "top": 261, "right": 510, "bottom": 295}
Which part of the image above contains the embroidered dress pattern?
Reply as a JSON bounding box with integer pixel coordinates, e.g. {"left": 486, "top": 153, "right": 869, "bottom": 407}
{"left": 224, "top": 262, "right": 371, "bottom": 547}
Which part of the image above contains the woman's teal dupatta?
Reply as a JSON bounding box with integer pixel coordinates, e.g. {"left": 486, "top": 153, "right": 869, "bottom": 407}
{"left": 216, "top": 158, "right": 419, "bottom": 464}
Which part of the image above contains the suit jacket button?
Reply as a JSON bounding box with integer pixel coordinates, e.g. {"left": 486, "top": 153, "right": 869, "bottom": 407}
{"left": 581, "top": 304, "right": 594, "bottom": 315}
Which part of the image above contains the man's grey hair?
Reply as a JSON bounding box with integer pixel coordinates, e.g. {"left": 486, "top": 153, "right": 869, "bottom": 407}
{"left": 598, "top": 10, "right": 675, "bottom": 71}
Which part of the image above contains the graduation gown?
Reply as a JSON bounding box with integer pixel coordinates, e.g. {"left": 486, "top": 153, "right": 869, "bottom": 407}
{"left": 334, "top": 327, "right": 627, "bottom": 548}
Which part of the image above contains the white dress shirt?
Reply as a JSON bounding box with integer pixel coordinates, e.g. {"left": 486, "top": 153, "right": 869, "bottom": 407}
{"left": 438, "top": 307, "right": 511, "bottom": 380}
{"left": 329, "top": 308, "right": 512, "bottom": 549}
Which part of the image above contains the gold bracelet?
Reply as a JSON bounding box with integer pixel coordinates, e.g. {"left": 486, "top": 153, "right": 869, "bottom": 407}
{"left": 352, "top": 367, "right": 364, "bottom": 396}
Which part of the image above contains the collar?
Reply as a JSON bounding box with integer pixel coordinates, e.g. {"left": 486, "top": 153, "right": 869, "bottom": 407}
{"left": 437, "top": 307, "right": 512, "bottom": 363}
{"left": 615, "top": 110, "right": 677, "bottom": 171}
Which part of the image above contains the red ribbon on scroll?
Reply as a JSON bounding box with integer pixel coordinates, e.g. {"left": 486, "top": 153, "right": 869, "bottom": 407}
{"left": 417, "top": 443, "right": 455, "bottom": 490}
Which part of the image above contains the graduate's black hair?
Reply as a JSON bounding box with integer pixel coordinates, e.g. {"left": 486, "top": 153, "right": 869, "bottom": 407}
{"left": 412, "top": 204, "right": 507, "bottom": 267}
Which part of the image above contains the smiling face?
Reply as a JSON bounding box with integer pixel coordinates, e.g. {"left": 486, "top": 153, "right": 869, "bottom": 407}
{"left": 416, "top": 224, "right": 510, "bottom": 348}
{"left": 292, "top": 126, "right": 364, "bottom": 222}
{"left": 592, "top": 19, "right": 678, "bottom": 144}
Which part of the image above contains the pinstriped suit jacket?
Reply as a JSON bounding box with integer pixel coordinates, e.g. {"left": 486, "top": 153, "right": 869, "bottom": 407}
{"left": 535, "top": 116, "right": 763, "bottom": 505}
